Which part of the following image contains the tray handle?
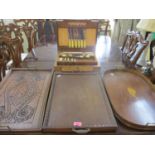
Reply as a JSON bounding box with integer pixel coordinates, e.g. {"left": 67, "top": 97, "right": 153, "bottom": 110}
{"left": 0, "top": 126, "right": 11, "bottom": 131}
{"left": 72, "top": 128, "right": 90, "bottom": 134}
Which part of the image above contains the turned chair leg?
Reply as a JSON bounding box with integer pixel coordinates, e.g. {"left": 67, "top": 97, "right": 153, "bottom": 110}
{"left": 31, "top": 48, "right": 38, "bottom": 60}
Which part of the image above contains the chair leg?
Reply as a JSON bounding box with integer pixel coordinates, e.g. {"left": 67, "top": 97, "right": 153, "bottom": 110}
{"left": 32, "top": 48, "right": 38, "bottom": 60}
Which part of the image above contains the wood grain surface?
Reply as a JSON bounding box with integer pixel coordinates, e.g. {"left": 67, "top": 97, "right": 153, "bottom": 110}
{"left": 43, "top": 72, "right": 117, "bottom": 133}
{"left": 0, "top": 70, "right": 52, "bottom": 132}
{"left": 21, "top": 60, "right": 54, "bottom": 70}
{"left": 103, "top": 69, "right": 155, "bottom": 130}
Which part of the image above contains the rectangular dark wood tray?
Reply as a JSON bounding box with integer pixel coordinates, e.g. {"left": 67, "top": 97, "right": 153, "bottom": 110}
{"left": 43, "top": 71, "right": 117, "bottom": 133}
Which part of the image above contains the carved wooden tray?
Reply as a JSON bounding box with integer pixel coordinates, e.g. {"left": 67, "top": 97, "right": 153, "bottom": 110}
{"left": 43, "top": 71, "right": 117, "bottom": 133}
{"left": 0, "top": 69, "right": 52, "bottom": 132}
{"left": 103, "top": 69, "right": 155, "bottom": 130}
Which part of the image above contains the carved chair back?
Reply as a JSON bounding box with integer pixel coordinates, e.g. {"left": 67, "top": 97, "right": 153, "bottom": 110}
{"left": 14, "top": 19, "right": 38, "bottom": 46}
{"left": 8, "top": 37, "right": 22, "bottom": 67}
{"left": 37, "top": 19, "right": 46, "bottom": 44}
{"left": 0, "top": 37, "right": 12, "bottom": 63}
{"left": 122, "top": 32, "right": 149, "bottom": 68}
{"left": 0, "top": 36, "right": 22, "bottom": 68}
{"left": 121, "top": 31, "right": 139, "bottom": 61}
{"left": 21, "top": 26, "right": 36, "bottom": 52}
{"left": 0, "top": 20, "right": 5, "bottom": 36}
{"left": 0, "top": 24, "right": 24, "bottom": 52}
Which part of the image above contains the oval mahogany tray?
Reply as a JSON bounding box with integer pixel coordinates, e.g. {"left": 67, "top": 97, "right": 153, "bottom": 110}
{"left": 103, "top": 69, "right": 155, "bottom": 130}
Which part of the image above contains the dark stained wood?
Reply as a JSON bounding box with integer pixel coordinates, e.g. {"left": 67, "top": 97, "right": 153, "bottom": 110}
{"left": 13, "top": 20, "right": 37, "bottom": 53}
{"left": 0, "top": 36, "right": 12, "bottom": 67}
{"left": 1, "top": 25, "right": 12, "bottom": 38}
{"left": 8, "top": 24, "right": 24, "bottom": 52}
{"left": 103, "top": 69, "right": 155, "bottom": 130}
{"left": 121, "top": 31, "right": 149, "bottom": 68}
{"left": 14, "top": 19, "right": 38, "bottom": 47}
{"left": 150, "top": 39, "right": 155, "bottom": 62}
{"left": 0, "top": 36, "right": 23, "bottom": 68}
{"left": 121, "top": 31, "right": 138, "bottom": 54}
{"left": 8, "top": 37, "right": 22, "bottom": 67}
{"left": 37, "top": 19, "right": 46, "bottom": 44}
{"left": 0, "top": 59, "right": 6, "bottom": 82}
{"left": 129, "top": 41, "right": 148, "bottom": 66}
{"left": 43, "top": 72, "right": 117, "bottom": 133}
{"left": 0, "top": 69, "right": 52, "bottom": 132}
{"left": 0, "top": 24, "right": 24, "bottom": 53}
{"left": 122, "top": 32, "right": 135, "bottom": 63}
{"left": 21, "top": 26, "right": 35, "bottom": 52}
{"left": 14, "top": 19, "right": 37, "bottom": 26}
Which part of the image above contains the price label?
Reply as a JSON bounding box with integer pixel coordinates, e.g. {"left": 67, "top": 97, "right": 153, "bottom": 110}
{"left": 73, "top": 122, "right": 82, "bottom": 127}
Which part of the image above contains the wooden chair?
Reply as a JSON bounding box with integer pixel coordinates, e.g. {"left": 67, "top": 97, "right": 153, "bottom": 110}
{"left": 98, "top": 20, "right": 111, "bottom": 36}
{"left": 8, "top": 37, "right": 22, "bottom": 67}
{"left": 0, "top": 19, "right": 4, "bottom": 32}
{"left": 129, "top": 40, "right": 149, "bottom": 67}
{"left": 150, "top": 39, "right": 155, "bottom": 63}
{"left": 14, "top": 19, "right": 37, "bottom": 28}
{"left": 26, "top": 20, "right": 38, "bottom": 45}
{"left": 0, "top": 36, "right": 12, "bottom": 64}
{"left": 14, "top": 20, "right": 37, "bottom": 58}
{"left": 0, "top": 58, "right": 6, "bottom": 82}
{"left": 37, "top": 19, "right": 46, "bottom": 44}
{"left": 14, "top": 19, "right": 38, "bottom": 46}
{"left": 0, "top": 20, "right": 5, "bottom": 35}
{"left": 1, "top": 25, "right": 12, "bottom": 38}
{"left": 121, "top": 32, "right": 138, "bottom": 59}
{"left": 9, "top": 24, "right": 23, "bottom": 44}
{"left": 121, "top": 31, "right": 141, "bottom": 64}
{"left": 21, "top": 26, "right": 37, "bottom": 59}
{"left": 0, "top": 36, "right": 22, "bottom": 68}
{"left": 21, "top": 26, "right": 34, "bottom": 52}
{"left": 121, "top": 32, "right": 149, "bottom": 68}
{"left": 2, "top": 24, "right": 24, "bottom": 52}
{"left": 0, "top": 19, "right": 4, "bottom": 26}
{"left": 0, "top": 19, "right": 4, "bottom": 31}
{"left": 0, "top": 35, "right": 6, "bottom": 80}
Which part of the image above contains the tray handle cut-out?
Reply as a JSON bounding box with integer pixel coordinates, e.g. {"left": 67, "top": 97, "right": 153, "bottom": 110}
{"left": 72, "top": 128, "right": 91, "bottom": 134}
